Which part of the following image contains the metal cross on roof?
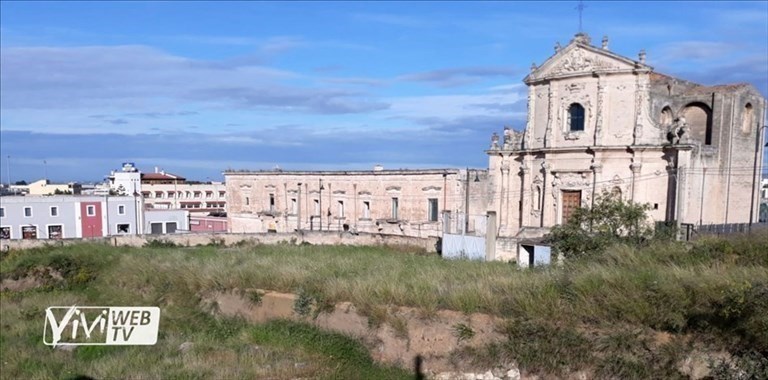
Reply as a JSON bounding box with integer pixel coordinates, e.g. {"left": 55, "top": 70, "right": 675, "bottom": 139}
{"left": 575, "top": 0, "right": 587, "bottom": 33}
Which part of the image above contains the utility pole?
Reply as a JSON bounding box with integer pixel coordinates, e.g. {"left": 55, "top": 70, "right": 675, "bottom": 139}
{"left": 297, "top": 183, "right": 302, "bottom": 232}
{"left": 44, "top": 160, "right": 48, "bottom": 182}
{"left": 105, "top": 193, "right": 110, "bottom": 236}
{"left": 6, "top": 155, "right": 10, "bottom": 187}
{"left": 319, "top": 179, "right": 324, "bottom": 231}
{"left": 465, "top": 168, "right": 470, "bottom": 234}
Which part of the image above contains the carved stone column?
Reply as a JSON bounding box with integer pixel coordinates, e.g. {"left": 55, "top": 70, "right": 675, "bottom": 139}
{"left": 633, "top": 74, "right": 648, "bottom": 144}
{"left": 665, "top": 160, "right": 678, "bottom": 222}
{"left": 519, "top": 162, "right": 530, "bottom": 228}
{"left": 590, "top": 161, "right": 602, "bottom": 210}
{"left": 500, "top": 161, "right": 511, "bottom": 232}
{"left": 545, "top": 84, "right": 557, "bottom": 148}
{"left": 594, "top": 75, "right": 606, "bottom": 145}
{"left": 676, "top": 150, "right": 692, "bottom": 225}
{"left": 630, "top": 161, "right": 642, "bottom": 202}
{"left": 525, "top": 86, "right": 535, "bottom": 148}
{"left": 540, "top": 161, "right": 551, "bottom": 227}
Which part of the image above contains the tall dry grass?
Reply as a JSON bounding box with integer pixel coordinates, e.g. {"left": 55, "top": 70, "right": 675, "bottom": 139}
{"left": 1, "top": 232, "right": 766, "bottom": 377}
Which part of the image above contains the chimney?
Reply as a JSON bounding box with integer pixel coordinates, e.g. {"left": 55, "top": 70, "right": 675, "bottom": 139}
{"left": 154, "top": 166, "right": 159, "bottom": 173}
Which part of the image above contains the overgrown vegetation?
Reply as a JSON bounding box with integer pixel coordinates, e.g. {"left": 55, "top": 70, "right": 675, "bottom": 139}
{"left": 1, "top": 233, "right": 767, "bottom": 377}
{"left": 547, "top": 191, "right": 656, "bottom": 258}
{"left": 143, "top": 239, "right": 180, "bottom": 248}
{"left": 293, "top": 288, "right": 314, "bottom": 318}
{"left": 452, "top": 322, "right": 475, "bottom": 344}
{"left": 0, "top": 244, "right": 409, "bottom": 379}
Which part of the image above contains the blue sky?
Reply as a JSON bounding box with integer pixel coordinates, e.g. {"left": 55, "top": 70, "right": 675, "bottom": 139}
{"left": 1, "top": 1, "right": 767, "bottom": 182}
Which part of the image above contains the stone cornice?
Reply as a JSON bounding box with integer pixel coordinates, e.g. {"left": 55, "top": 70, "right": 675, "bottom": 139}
{"left": 223, "top": 169, "right": 461, "bottom": 176}
{"left": 486, "top": 144, "right": 693, "bottom": 156}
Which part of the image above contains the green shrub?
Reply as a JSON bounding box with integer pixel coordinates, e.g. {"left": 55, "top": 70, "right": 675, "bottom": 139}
{"left": 501, "top": 319, "right": 592, "bottom": 375}
{"left": 694, "top": 231, "right": 768, "bottom": 266}
{"left": 452, "top": 322, "right": 475, "bottom": 343}
{"left": 143, "top": 239, "right": 179, "bottom": 248}
{"left": 206, "top": 238, "right": 226, "bottom": 247}
{"left": 245, "top": 290, "right": 263, "bottom": 307}
{"left": 293, "top": 288, "right": 314, "bottom": 318}
{"left": 546, "top": 192, "right": 655, "bottom": 259}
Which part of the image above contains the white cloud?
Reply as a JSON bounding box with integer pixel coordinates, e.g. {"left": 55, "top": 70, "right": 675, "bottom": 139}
{"left": 398, "top": 66, "right": 521, "bottom": 88}
{"left": 656, "top": 41, "right": 740, "bottom": 62}
{"left": 0, "top": 44, "right": 388, "bottom": 116}
{"left": 385, "top": 91, "right": 525, "bottom": 120}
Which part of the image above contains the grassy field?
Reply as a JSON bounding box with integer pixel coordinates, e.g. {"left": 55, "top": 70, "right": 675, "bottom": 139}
{"left": 1, "top": 233, "right": 767, "bottom": 378}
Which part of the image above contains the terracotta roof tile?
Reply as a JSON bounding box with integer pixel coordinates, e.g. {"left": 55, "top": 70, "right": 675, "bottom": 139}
{"left": 141, "top": 173, "right": 185, "bottom": 181}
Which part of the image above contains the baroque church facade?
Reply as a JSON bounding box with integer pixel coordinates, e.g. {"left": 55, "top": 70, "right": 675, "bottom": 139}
{"left": 486, "top": 33, "right": 766, "bottom": 241}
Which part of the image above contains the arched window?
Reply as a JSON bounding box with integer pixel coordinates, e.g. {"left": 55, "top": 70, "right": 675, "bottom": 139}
{"left": 682, "top": 103, "right": 713, "bottom": 145}
{"left": 742, "top": 103, "right": 753, "bottom": 134}
{"left": 534, "top": 186, "right": 541, "bottom": 210}
{"left": 568, "top": 103, "right": 585, "bottom": 132}
{"left": 660, "top": 106, "right": 673, "bottom": 126}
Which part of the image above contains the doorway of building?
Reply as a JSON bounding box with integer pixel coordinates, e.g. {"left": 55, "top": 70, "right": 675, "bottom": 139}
{"left": 48, "top": 225, "right": 63, "bottom": 239}
{"left": 22, "top": 226, "right": 37, "bottom": 239}
{"left": 561, "top": 190, "right": 582, "bottom": 225}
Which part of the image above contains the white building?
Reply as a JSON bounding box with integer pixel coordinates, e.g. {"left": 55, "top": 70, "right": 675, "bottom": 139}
{"left": 108, "top": 163, "right": 227, "bottom": 215}
{"left": 0, "top": 195, "right": 189, "bottom": 240}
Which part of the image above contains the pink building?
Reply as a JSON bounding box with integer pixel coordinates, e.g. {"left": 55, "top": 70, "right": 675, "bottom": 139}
{"left": 189, "top": 216, "right": 228, "bottom": 232}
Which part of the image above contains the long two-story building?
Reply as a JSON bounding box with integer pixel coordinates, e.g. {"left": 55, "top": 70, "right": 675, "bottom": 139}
{"left": 224, "top": 167, "right": 479, "bottom": 238}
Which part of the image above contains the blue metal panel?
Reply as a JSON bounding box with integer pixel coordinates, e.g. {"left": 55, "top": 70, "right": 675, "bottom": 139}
{"left": 533, "top": 245, "right": 551, "bottom": 266}
{"left": 442, "top": 233, "right": 486, "bottom": 260}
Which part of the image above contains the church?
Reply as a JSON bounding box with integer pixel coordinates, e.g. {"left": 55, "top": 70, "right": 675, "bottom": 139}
{"left": 484, "top": 33, "right": 766, "bottom": 246}
{"left": 225, "top": 33, "right": 765, "bottom": 261}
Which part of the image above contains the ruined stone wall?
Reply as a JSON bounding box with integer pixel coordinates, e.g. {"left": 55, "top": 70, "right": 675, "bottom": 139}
{"left": 1, "top": 231, "right": 439, "bottom": 253}
{"left": 650, "top": 80, "right": 766, "bottom": 224}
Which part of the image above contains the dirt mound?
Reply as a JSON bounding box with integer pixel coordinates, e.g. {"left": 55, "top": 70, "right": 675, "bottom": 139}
{"left": 0, "top": 267, "right": 63, "bottom": 292}
{"left": 206, "top": 289, "right": 507, "bottom": 374}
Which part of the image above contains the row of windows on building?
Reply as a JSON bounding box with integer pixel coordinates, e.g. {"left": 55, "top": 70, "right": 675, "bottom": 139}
{"left": 1, "top": 225, "right": 65, "bottom": 240}
{"left": 0, "top": 223, "right": 135, "bottom": 240}
{"left": 0, "top": 205, "right": 127, "bottom": 218}
{"left": 142, "top": 191, "right": 226, "bottom": 199}
{"left": 178, "top": 202, "right": 225, "bottom": 209}
{"left": 245, "top": 195, "right": 441, "bottom": 222}
{"left": 0, "top": 221, "right": 181, "bottom": 240}
{"left": 566, "top": 101, "right": 755, "bottom": 144}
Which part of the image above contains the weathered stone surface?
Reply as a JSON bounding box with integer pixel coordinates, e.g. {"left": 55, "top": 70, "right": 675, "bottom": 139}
{"left": 678, "top": 350, "right": 731, "bottom": 380}
{"left": 487, "top": 32, "right": 766, "bottom": 254}
{"left": 178, "top": 341, "right": 194, "bottom": 353}
{"left": 55, "top": 345, "right": 77, "bottom": 352}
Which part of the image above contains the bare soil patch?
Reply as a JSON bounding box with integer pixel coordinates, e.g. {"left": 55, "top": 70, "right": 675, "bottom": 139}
{"left": 206, "top": 289, "right": 506, "bottom": 374}
{"left": 0, "top": 267, "right": 63, "bottom": 291}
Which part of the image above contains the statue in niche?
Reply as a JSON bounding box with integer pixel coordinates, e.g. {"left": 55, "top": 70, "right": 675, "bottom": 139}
{"left": 666, "top": 116, "right": 689, "bottom": 144}
{"left": 490, "top": 132, "right": 500, "bottom": 150}
{"left": 502, "top": 127, "right": 525, "bottom": 151}
{"left": 503, "top": 127, "right": 513, "bottom": 148}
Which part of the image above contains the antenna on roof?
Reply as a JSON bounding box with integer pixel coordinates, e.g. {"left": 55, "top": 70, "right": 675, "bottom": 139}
{"left": 575, "top": 0, "right": 587, "bottom": 33}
